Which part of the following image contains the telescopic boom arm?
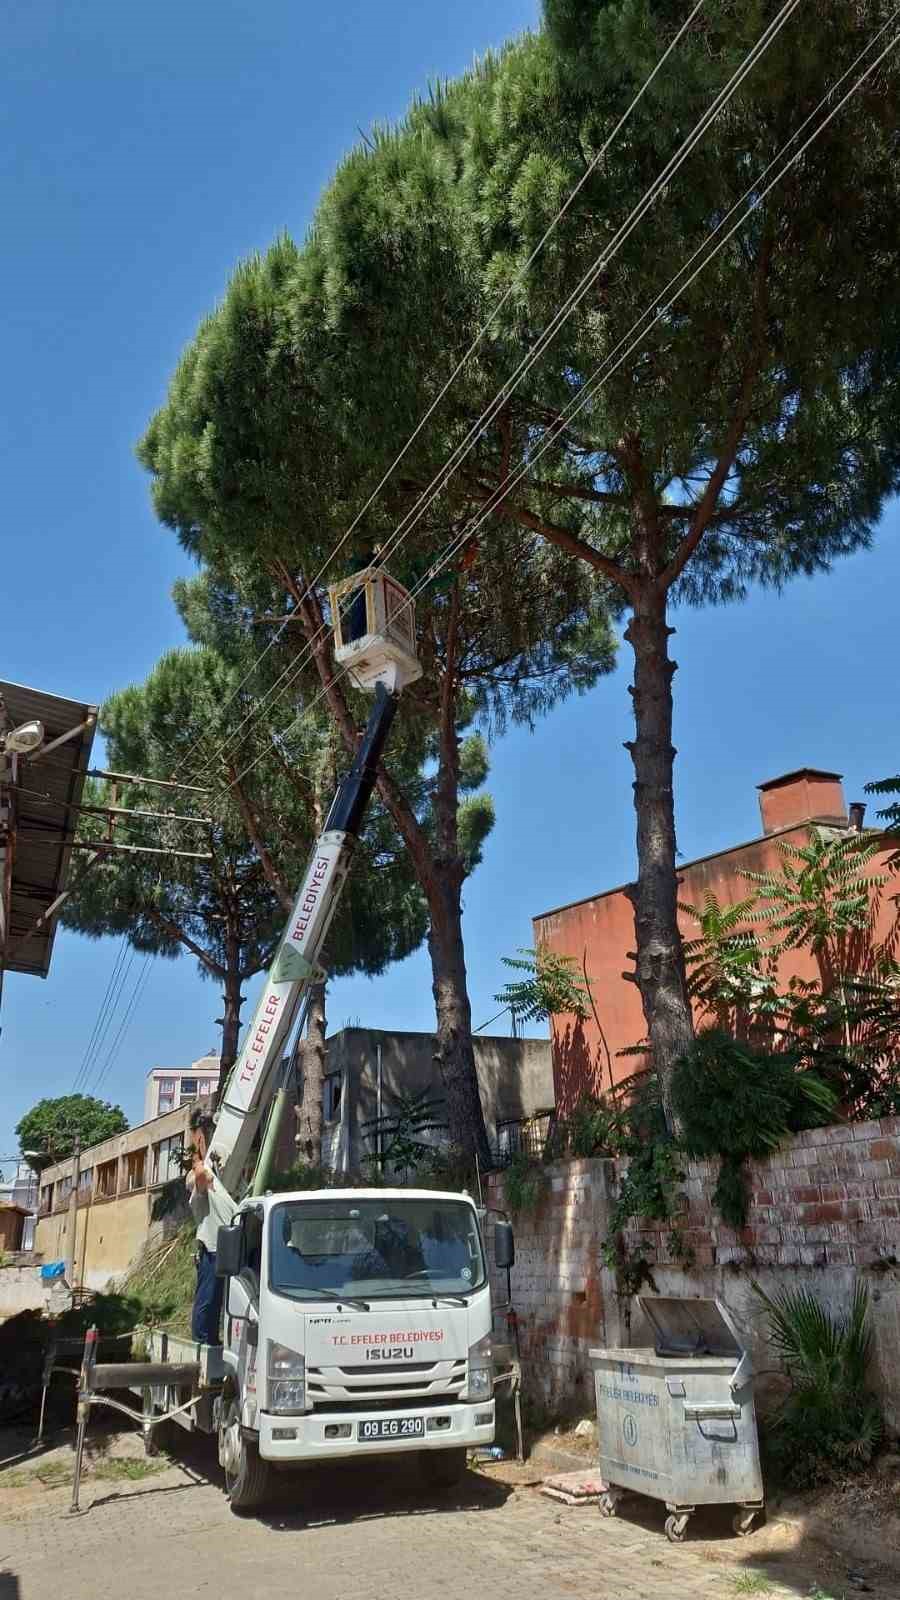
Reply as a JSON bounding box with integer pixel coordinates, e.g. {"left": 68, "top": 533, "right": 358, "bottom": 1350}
{"left": 206, "top": 684, "right": 398, "bottom": 1201}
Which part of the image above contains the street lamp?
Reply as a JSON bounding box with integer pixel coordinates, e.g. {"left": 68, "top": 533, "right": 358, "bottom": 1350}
{"left": 1, "top": 721, "right": 44, "bottom": 755}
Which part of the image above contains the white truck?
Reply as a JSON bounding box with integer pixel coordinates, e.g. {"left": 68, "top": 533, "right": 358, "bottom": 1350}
{"left": 131, "top": 568, "right": 516, "bottom": 1510}
{"left": 209, "top": 1184, "right": 512, "bottom": 1507}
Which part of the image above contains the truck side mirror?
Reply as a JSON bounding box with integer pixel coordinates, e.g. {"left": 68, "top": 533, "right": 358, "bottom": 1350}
{"left": 494, "top": 1219, "right": 515, "bottom": 1270}
{"left": 215, "top": 1223, "right": 243, "bottom": 1278}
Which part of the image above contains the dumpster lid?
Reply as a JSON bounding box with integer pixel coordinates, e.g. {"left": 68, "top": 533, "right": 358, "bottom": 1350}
{"left": 638, "top": 1296, "right": 745, "bottom": 1358}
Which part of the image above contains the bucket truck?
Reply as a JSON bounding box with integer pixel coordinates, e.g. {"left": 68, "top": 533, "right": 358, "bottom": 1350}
{"left": 131, "top": 569, "right": 515, "bottom": 1510}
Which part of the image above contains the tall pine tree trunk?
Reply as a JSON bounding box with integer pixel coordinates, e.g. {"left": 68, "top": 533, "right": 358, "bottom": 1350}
{"left": 623, "top": 583, "right": 694, "bottom": 1128}
{"left": 217, "top": 928, "right": 245, "bottom": 1100}
{"left": 428, "top": 876, "right": 492, "bottom": 1173}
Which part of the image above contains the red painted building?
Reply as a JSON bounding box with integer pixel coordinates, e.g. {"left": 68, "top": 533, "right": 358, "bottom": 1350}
{"left": 533, "top": 770, "right": 897, "bottom": 1115}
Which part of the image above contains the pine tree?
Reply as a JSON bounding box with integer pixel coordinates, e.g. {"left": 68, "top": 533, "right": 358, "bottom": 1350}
{"left": 63, "top": 648, "right": 427, "bottom": 1107}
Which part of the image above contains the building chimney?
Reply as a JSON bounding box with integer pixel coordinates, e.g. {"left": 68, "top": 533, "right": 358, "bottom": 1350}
{"left": 757, "top": 769, "right": 847, "bottom": 835}
{"left": 848, "top": 801, "right": 867, "bottom": 832}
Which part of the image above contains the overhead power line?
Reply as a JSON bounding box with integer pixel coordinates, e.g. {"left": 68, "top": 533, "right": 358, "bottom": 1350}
{"left": 73, "top": 941, "right": 134, "bottom": 1094}
{"left": 186, "top": 0, "right": 800, "bottom": 790}
{"left": 214, "top": 0, "right": 808, "bottom": 791}
{"left": 90, "top": 957, "right": 154, "bottom": 1099}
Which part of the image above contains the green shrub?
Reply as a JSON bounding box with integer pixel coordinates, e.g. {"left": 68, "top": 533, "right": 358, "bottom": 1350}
{"left": 267, "top": 1162, "right": 335, "bottom": 1193}
{"left": 754, "top": 1281, "right": 883, "bottom": 1487}
{"left": 503, "top": 1150, "right": 547, "bottom": 1214}
{"left": 672, "top": 1031, "right": 836, "bottom": 1227}
{"left": 565, "top": 1093, "right": 625, "bottom": 1158}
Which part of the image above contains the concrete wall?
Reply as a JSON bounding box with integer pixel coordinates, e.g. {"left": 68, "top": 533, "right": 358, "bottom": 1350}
{"left": 0, "top": 1261, "right": 56, "bottom": 1318}
{"left": 487, "top": 1118, "right": 900, "bottom": 1430}
{"left": 278, "top": 1027, "right": 554, "bottom": 1175}
{"left": 34, "top": 1099, "right": 199, "bottom": 1291}
{"left": 534, "top": 771, "right": 899, "bottom": 1112}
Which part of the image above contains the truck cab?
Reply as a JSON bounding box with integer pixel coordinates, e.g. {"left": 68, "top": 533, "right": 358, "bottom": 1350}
{"left": 215, "top": 1187, "right": 509, "bottom": 1509}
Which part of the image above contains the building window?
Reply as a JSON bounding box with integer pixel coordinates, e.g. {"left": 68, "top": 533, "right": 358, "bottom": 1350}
{"left": 95, "top": 1159, "right": 118, "bottom": 1200}
{"left": 157, "top": 1076, "right": 176, "bottom": 1115}
{"left": 178, "top": 1077, "right": 199, "bottom": 1106}
{"left": 324, "top": 1075, "right": 342, "bottom": 1124}
{"left": 77, "top": 1168, "right": 93, "bottom": 1200}
{"left": 58, "top": 1176, "right": 72, "bottom": 1206}
{"left": 152, "top": 1134, "right": 184, "bottom": 1186}
{"left": 124, "top": 1150, "right": 146, "bottom": 1191}
{"left": 40, "top": 1184, "right": 53, "bottom": 1216}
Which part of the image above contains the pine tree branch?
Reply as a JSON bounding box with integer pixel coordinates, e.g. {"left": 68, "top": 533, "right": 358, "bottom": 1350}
{"left": 657, "top": 232, "right": 773, "bottom": 593}
{"left": 493, "top": 498, "right": 635, "bottom": 596}
{"left": 145, "top": 908, "right": 225, "bottom": 977}
{"left": 228, "top": 763, "right": 293, "bottom": 915}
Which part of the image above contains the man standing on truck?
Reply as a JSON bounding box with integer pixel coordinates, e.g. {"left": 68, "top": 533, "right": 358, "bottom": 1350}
{"left": 187, "top": 1106, "right": 236, "bottom": 1345}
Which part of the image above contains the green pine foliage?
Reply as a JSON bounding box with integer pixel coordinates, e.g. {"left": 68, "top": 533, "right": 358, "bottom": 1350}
{"left": 61, "top": 646, "right": 428, "bottom": 1074}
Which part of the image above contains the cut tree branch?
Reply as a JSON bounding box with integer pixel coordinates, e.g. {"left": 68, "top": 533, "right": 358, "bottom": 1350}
{"left": 145, "top": 908, "right": 225, "bottom": 977}
{"left": 228, "top": 764, "right": 293, "bottom": 915}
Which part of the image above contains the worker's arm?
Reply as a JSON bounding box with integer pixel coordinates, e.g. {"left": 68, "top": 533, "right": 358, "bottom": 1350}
{"left": 187, "top": 1161, "right": 211, "bottom": 1225}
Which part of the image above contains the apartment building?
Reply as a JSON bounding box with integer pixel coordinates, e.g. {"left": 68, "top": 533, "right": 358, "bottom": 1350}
{"left": 144, "top": 1053, "right": 221, "bottom": 1120}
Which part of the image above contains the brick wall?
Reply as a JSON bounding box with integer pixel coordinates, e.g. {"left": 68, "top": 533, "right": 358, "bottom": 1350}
{"left": 487, "top": 1159, "right": 614, "bottom": 1412}
{"left": 621, "top": 1116, "right": 900, "bottom": 1272}
{"left": 488, "top": 1118, "right": 900, "bottom": 1427}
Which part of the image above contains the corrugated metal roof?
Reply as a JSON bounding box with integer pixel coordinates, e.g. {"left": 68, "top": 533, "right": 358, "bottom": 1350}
{"left": 1, "top": 679, "right": 98, "bottom": 981}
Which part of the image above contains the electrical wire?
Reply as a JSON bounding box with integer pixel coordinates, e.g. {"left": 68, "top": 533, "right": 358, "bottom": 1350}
{"left": 89, "top": 956, "right": 154, "bottom": 1099}
{"left": 230, "top": 13, "right": 898, "bottom": 789}
{"left": 185, "top": 0, "right": 801, "bottom": 789}
{"left": 170, "top": 0, "right": 708, "bottom": 785}
{"left": 73, "top": 943, "right": 135, "bottom": 1094}
{"left": 72, "top": 936, "right": 129, "bottom": 1092}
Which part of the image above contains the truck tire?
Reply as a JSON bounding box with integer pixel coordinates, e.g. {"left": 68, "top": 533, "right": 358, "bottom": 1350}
{"left": 421, "top": 1446, "right": 467, "bottom": 1487}
{"left": 218, "top": 1400, "right": 271, "bottom": 1513}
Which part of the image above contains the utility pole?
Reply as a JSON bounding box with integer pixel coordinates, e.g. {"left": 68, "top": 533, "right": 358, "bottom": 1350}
{"left": 64, "top": 1136, "right": 81, "bottom": 1287}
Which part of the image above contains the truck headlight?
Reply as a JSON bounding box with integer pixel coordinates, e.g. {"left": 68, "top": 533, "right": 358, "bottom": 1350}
{"left": 464, "top": 1333, "right": 493, "bottom": 1402}
{"left": 267, "top": 1341, "right": 307, "bottom": 1414}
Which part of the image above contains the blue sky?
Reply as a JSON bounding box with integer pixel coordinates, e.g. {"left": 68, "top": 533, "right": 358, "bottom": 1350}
{"left": 1, "top": 0, "right": 897, "bottom": 1161}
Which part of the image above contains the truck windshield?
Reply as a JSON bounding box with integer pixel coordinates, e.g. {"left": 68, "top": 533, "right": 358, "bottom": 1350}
{"left": 269, "top": 1198, "right": 486, "bottom": 1301}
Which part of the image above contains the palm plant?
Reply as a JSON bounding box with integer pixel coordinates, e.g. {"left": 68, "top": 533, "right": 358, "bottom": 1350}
{"left": 495, "top": 946, "right": 593, "bottom": 1026}
{"left": 754, "top": 1281, "right": 883, "bottom": 1486}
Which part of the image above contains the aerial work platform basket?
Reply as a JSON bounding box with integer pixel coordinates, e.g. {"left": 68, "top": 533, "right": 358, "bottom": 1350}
{"left": 329, "top": 565, "right": 422, "bottom": 693}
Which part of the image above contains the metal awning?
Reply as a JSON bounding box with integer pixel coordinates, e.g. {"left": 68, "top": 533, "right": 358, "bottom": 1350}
{"left": 1, "top": 678, "right": 98, "bottom": 983}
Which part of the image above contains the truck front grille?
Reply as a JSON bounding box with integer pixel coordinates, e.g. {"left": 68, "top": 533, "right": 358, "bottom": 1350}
{"left": 307, "top": 1357, "right": 466, "bottom": 1407}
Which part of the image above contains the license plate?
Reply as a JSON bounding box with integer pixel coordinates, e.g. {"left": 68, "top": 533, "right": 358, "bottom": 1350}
{"left": 358, "top": 1416, "right": 425, "bottom": 1442}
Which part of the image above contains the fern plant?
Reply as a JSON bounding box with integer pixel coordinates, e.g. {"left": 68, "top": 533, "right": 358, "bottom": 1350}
{"left": 743, "top": 827, "right": 886, "bottom": 979}
{"left": 754, "top": 1281, "right": 883, "bottom": 1486}
{"left": 362, "top": 1089, "right": 448, "bottom": 1176}
{"left": 680, "top": 891, "right": 775, "bottom": 1027}
{"left": 495, "top": 946, "right": 593, "bottom": 1025}
{"left": 865, "top": 771, "right": 900, "bottom": 833}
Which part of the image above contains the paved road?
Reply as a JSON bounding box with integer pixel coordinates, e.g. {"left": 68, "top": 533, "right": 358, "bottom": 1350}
{"left": 0, "top": 1436, "right": 894, "bottom": 1600}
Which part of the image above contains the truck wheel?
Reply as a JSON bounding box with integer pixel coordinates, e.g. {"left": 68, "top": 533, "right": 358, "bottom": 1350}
{"left": 218, "top": 1401, "right": 270, "bottom": 1513}
{"left": 421, "top": 1447, "right": 467, "bottom": 1487}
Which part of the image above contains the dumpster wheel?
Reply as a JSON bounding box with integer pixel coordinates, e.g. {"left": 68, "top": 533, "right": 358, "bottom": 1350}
{"left": 732, "top": 1507, "right": 761, "bottom": 1537}
{"left": 664, "top": 1511, "right": 692, "bottom": 1543}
